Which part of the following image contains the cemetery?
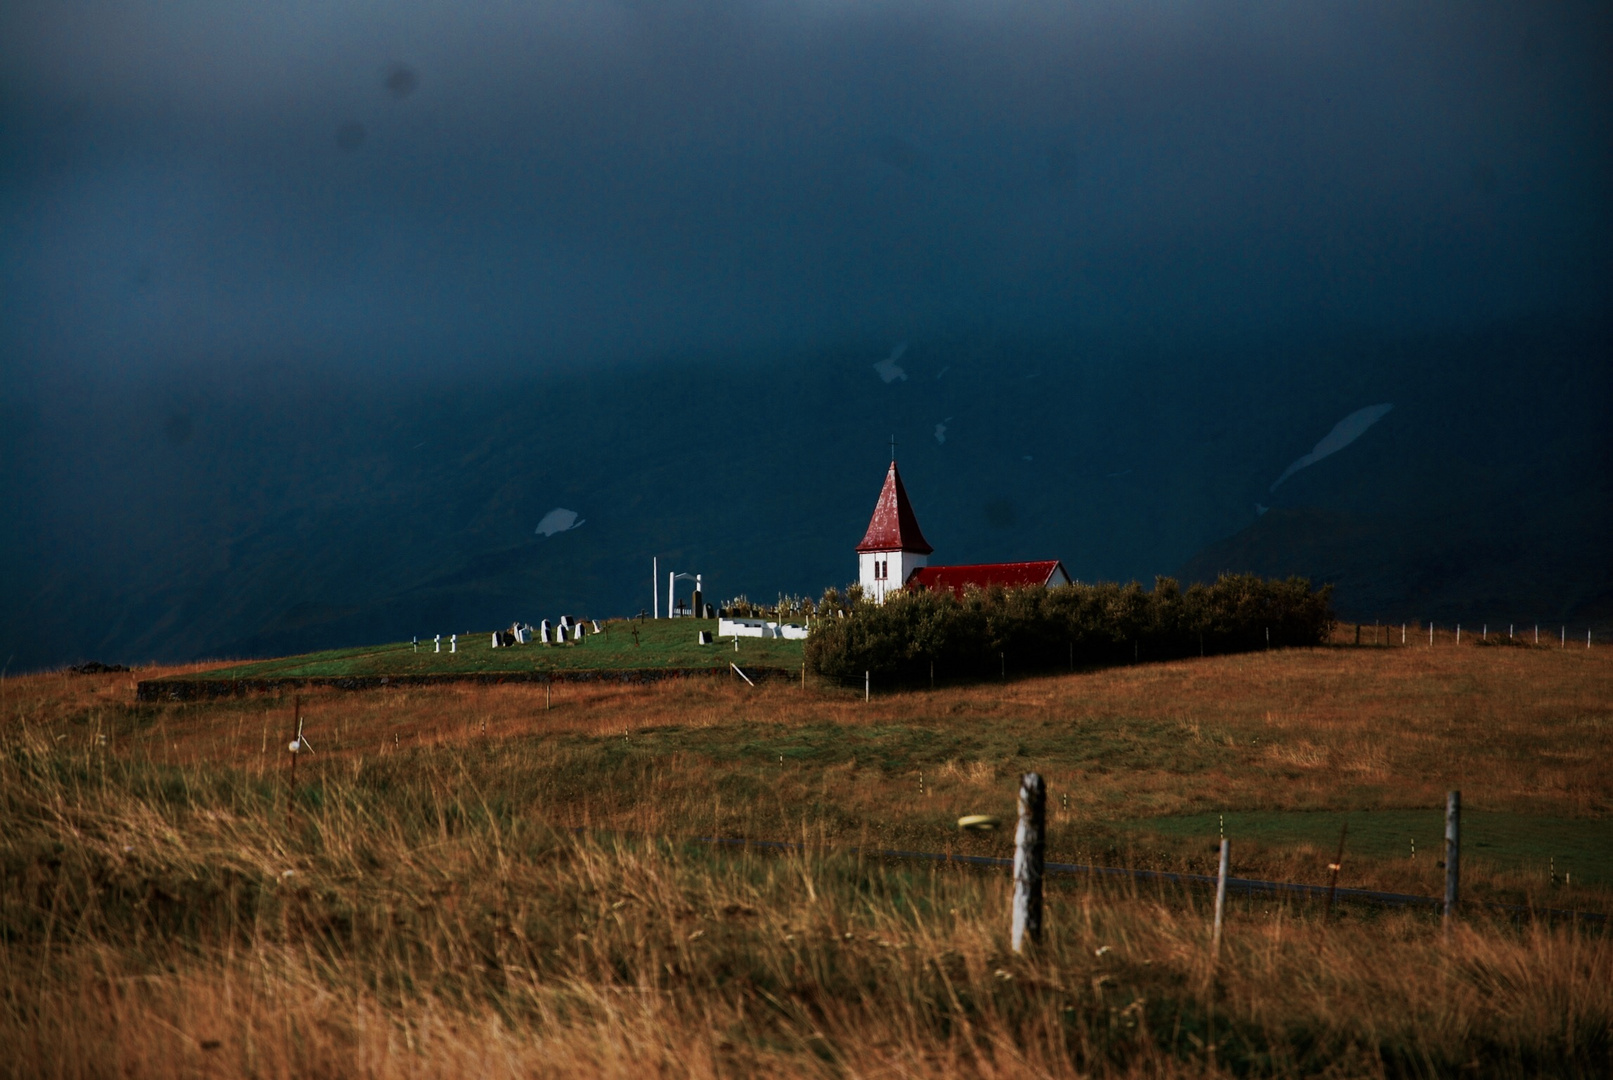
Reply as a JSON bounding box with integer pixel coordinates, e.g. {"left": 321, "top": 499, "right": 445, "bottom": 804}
{"left": 138, "top": 616, "right": 807, "bottom": 699}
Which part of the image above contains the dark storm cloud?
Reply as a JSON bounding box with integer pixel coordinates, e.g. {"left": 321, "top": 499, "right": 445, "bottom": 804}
{"left": 2, "top": 0, "right": 1608, "bottom": 381}
{"left": 383, "top": 64, "right": 419, "bottom": 101}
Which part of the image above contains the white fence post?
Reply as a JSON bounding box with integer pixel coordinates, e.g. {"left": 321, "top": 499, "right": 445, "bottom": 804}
{"left": 1012, "top": 773, "right": 1046, "bottom": 953}
{"left": 1212, "top": 838, "right": 1230, "bottom": 956}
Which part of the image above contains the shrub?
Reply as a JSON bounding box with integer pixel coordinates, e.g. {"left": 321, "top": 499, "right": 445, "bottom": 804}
{"left": 805, "top": 573, "right": 1334, "bottom": 682}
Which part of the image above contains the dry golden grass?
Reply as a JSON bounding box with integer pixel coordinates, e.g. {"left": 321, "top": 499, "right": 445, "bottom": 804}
{"left": 2, "top": 639, "right": 1609, "bottom": 1076}
{"left": 28, "top": 636, "right": 1613, "bottom": 812}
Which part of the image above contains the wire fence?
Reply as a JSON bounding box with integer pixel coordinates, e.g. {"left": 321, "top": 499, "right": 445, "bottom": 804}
{"left": 1335, "top": 621, "right": 1598, "bottom": 648}
{"left": 559, "top": 827, "right": 1605, "bottom": 926}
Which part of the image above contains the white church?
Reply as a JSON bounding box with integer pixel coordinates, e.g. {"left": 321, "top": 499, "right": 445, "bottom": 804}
{"left": 856, "top": 458, "right": 1071, "bottom": 602}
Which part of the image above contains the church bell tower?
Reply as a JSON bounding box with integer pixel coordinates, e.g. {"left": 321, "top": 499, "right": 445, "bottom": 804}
{"left": 856, "top": 458, "right": 932, "bottom": 603}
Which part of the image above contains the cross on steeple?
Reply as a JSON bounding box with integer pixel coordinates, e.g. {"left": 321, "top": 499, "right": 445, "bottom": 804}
{"left": 890, "top": 433, "right": 897, "bottom": 461}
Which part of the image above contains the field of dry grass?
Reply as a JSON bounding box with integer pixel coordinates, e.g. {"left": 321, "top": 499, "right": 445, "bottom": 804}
{"left": 3, "top": 635, "right": 1609, "bottom": 1076}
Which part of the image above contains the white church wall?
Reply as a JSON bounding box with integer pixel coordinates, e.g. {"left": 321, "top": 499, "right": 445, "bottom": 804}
{"left": 858, "top": 549, "right": 927, "bottom": 603}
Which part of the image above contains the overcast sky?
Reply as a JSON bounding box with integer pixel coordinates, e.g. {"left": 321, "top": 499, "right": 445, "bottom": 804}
{"left": 3, "top": 0, "right": 1608, "bottom": 387}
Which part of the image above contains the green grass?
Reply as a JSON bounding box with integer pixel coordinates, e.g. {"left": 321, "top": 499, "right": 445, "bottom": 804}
{"left": 530, "top": 721, "right": 1609, "bottom": 891}
{"left": 1121, "top": 810, "right": 1612, "bottom": 887}
{"left": 176, "top": 617, "right": 806, "bottom": 680}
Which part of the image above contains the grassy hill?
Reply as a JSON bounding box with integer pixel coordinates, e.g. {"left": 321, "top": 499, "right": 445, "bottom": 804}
{"left": 4, "top": 633, "right": 1609, "bottom": 1076}
{"left": 167, "top": 617, "right": 806, "bottom": 681}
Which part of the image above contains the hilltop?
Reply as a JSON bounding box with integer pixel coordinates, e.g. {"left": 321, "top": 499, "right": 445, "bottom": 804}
{"left": 137, "top": 617, "right": 804, "bottom": 697}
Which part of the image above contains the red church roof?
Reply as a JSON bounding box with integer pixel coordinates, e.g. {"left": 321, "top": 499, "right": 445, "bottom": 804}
{"left": 907, "top": 561, "right": 1071, "bottom": 596}
{"left": 856, "top": 461, "right": 933, "bottom": 554}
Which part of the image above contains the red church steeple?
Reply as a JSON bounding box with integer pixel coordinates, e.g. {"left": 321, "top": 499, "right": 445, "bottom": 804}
{"left": 857, "top": 460, "right": 933, "bottom": 555}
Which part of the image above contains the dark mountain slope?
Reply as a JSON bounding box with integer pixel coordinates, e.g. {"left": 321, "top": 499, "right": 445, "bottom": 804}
{"left": 4, "top": 319, "right": 1607, "bottom": 671}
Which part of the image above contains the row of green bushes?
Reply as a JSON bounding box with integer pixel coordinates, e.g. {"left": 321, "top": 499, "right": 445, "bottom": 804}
{"left": 804, "top": 574, "right": 1334, "bottom": 683}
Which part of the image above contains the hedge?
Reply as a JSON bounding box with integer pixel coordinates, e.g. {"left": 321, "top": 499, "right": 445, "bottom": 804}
{"left": 804, "top": 574, "right": 1334, "bottom": 683}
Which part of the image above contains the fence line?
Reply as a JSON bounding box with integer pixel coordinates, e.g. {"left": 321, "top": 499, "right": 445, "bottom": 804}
{"left": 628, "top": 832, "right": 1606, "bottom": 924}
{"left": 1337, "top": 621, "right": 1598, "bottom": 650}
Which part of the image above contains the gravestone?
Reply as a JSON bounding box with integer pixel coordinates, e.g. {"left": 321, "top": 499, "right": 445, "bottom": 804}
{"left": 573, "top": 623, "right": 585, "bottom": 643}
{"left": 434, "top": 634, "right": 441, "bottom": 653}
{"left": 451, "top": 634, "right": 457, "bottom": 653}
{"left": 540, "top": 620, "right": 552, "bottom": 645}
{"left": 491, "top": 633, "right": 500, "bottom": 648}
{"left": 592, "top": 620, "right": 602, "bottom": 634}
{"left": 698, "top": 630, "right": 713, "bottom": 645}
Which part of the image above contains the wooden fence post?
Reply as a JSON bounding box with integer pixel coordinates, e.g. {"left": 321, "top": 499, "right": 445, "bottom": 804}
{"left": 864, "top": 671, "right": 870, "bottom": 702}
{"left": 1444, "top": 790, "right": 1460, "bottom": 935}
{"left": 1012, "top": 773, "right": 1046, "bottom": 953}
{"left": 1212, "top": 838, "right": 1229, "bottom": 955}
